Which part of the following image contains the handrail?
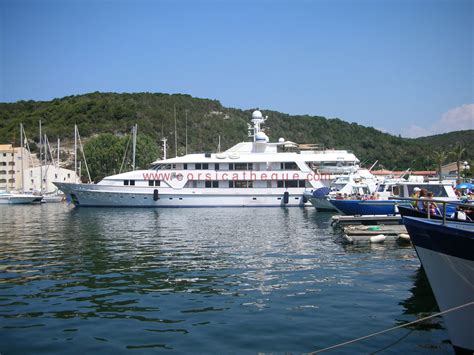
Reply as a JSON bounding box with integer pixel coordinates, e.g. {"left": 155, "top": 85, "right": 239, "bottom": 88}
{"left": 388, "top": 196, "right": 473, "bottom": 225}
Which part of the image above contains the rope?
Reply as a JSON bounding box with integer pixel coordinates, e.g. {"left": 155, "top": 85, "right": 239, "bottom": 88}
{"left": 310, "top": 301, "right": 474, "bottom": 354}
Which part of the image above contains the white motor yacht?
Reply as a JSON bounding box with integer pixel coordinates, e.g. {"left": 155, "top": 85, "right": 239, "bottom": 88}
{"left": 55, "top": 110, "right": 361, "bottom": 207}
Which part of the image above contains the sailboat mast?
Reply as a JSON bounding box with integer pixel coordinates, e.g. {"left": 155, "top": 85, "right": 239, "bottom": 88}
{"left": 174, "top": 104, "right": 177, "bottom": 157}
{"left": 132, "top": 124, "right": 137, "bottom": 171}
{"left": 185, "top": 109, "right": 188, "bottom": 155}
{"left": 57, "top": 138, "right": 60, "bottom": 170}
{"left": 74, "top": 125, "right": 78, "bottom": 183}
{"left": 20, "top": 123, "right": 24, "bottom": 193}
{"left": 44, "top": 134, "right": 48, "bottom": 193}
{"left": 39, "top": 120, "right": 43, "bottom": 193}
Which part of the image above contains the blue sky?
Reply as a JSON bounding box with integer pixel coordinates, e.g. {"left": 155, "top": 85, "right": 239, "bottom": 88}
{"left": 1, "top": 0, "right": 472, "bottom": 137}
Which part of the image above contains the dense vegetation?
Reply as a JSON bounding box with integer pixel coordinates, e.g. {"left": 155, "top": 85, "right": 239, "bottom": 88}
{"left": 1, "top": 92, "right": 472, "bottom": 179}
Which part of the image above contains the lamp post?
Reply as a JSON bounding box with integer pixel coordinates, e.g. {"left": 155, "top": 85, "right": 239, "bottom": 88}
{"left": 462, "top": 161, "right": 470, "bottom": 181}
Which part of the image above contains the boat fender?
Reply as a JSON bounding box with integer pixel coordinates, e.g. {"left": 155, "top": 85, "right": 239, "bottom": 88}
{"left": 283, "top": 191, "right": 289, "bottom": 204}
{"left": 369, "top": 234, "right": 386, "bottom": 243}
{"left": 398, "top": 233, "right": 410, "bottom": 241}
{"left": 303, "top": 195, "right": 308, "bottom": 204}
{"left": 153, "top": 189, "right": 159, "bottom": 201}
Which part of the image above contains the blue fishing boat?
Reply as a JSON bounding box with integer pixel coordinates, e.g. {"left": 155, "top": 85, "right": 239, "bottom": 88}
{"left": 329, "top": 198, "right": 400, "bottom": 215}
{"left": 330, "top": 181, "right": 458, "bottom": 216}
{"left": 403, "top": 216, "right": 474, "bottom": 354}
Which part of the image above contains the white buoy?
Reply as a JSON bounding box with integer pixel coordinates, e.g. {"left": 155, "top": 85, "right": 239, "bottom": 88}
{"left": 398, "top": 233, "right": 411, "bottom": 241}
{"left": 370, "top": 234, "right": 386, "bottom": 243}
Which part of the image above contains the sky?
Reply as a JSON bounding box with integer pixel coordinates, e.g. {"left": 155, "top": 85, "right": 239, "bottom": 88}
{"left": 0, "top": 0, "right": 473, "bottom": 138}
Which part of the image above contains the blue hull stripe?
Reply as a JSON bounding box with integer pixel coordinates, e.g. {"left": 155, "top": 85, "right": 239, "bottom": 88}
{"left": 403, "top": 217, "right": 474, "bottom": 261}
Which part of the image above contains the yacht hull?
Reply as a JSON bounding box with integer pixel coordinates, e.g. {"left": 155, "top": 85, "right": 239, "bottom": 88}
{"left": 403, "top": 217, "right": 474, "bottom": 353}
{"left": 308, "top": 197, "right": 338, "bottom": 211}
{"left": 55, "top": 182, "right": 307, "bottom": 207}
{"left": 0, "top": 194, "right": 42, "bottom": 204}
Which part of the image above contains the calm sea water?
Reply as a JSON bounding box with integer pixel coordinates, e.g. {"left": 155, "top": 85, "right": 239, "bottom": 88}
{"left": 0, "top": 204, "right": 454, "bottom": 354}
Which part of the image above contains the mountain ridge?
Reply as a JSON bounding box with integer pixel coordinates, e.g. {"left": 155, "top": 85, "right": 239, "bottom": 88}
{"left": 0, "top": 92, "right": 472, "bottom": 171}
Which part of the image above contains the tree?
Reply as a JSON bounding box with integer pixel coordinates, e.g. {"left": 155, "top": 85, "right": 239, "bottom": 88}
{"left": 431, "top": 150, "right": 448, "bottom": 182}
{"left": 84, "top": 133, "right": 125, "bottom": 182}
{"left": 450, "top": 144, "right": 466, "bottom": 185}
{"left": 83, "top": 132, "right": 161, "bottom": 182}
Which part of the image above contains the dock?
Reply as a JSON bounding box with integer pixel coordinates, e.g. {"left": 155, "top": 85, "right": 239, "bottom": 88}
{"left": 331, "top": 214, "right": 401, "bottom": 226}
{"left": 331, "top": 214, "right": 410, "bottom": 244}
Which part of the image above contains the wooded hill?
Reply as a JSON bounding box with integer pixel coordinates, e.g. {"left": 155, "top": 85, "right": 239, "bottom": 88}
{"left": 0, "top": 92, "right": 472, "bottom": 171}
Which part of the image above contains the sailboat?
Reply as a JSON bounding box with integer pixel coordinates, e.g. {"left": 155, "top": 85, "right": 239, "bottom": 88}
{"left": 0, "top": 124, "right": 43, "bottom": 204}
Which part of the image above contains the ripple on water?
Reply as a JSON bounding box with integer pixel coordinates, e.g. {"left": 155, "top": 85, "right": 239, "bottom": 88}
{"left": 0, "top": 204, "right": 452, "bottom": 354}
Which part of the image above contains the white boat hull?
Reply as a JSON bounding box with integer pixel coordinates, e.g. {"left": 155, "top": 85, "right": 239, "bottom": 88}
{"left": 308, "top": 197, "right": 337, "bottom": 211}
{"left": 0, "top": 194, "right": 43, "bottom": 204}
{"left": 55, "top": 183, "right": 308, "bottom": 207}
{"left": 415, "top": 245, "right": 474, "bottom": 352}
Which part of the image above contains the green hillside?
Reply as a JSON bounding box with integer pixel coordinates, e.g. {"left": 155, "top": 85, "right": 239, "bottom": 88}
{"left": 0, "top": 92, "right": 472, "bottom": 172}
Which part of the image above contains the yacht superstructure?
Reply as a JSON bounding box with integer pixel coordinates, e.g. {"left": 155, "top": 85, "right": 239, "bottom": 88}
{"left": 55, "top": 110, "right": 361, "bottom": 207}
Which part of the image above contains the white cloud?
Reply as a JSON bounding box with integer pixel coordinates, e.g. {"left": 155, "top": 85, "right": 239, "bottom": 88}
{"left": 398, "top": 104, "right": 474, "bottom": 138}
{"left": 435, "top": 104, "right": 474, "bottom": 133}
{"left": 402, "top": 124, "right": 433, "bottom": 138}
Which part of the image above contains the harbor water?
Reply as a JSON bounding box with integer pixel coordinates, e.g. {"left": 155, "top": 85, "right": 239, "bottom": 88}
{"left": 0, "top": 204, "right": 454, "bottom": 354}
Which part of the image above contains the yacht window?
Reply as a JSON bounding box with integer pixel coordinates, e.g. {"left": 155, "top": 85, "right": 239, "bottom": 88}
{"left": 215, "top": 163, "right": 220, "bottom": 170}
{"left": 124, "top": 180, "right": 129, "bottom": 186}
{"left": 130, "top": 180, "right": 135, "bottom": 186}
{"left": 234, "top": 180, "right": 253, "bottom": 188}
{"left": 202, "top": 163, "right": 209, "bottom": 169}
{"left": 285, "top": 180, "right": 298, "bottom": 188}
{"left": 184, "top": 163, "right": 188, "bottom": 170}
{"left": 148, "top": 180, "right": 154, "bottom": 186}
{"left": 229, "top": 181, "right": 234, "bottom": 188}
{"left": 205, "top": 181, "right": 212, "bottom": 188}
{"left": 277, "top": 180, "right": 284, "bottom": 188}
{"left": 298, "top": 180, "right": 306, "bottom": 187}
{"left": 196, "top": 163, "right": 202, "bottom": 170}
{"left": 281, "top": 162, "right": 298, "bottom": 170}
{"left": 155, "top": 180, "right": 160, "bottom": 186}
{"left": 229, "top": 163, "right": 234, "bottom": 170}
{"left": 212, "top": 180, "right": 218, "bottom": 188}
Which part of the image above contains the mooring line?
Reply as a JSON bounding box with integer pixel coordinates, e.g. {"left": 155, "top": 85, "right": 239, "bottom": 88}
{"left": 310, "top": 301, "right": 474, "bottom": 354}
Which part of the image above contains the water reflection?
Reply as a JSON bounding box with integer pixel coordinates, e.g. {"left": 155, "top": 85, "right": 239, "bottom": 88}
{"left": 0, "top": 204, "right": 451, "bottom": 353}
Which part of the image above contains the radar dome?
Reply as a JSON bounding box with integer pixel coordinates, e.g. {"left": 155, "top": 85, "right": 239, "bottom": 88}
{"left": 278, "top": 137, "right": 285, "bottom": 143}
{"left": 255, "top": 131, "right": 269, "bottom": 143}
{"left": 252, "top": 110, "right": 263, "bottom": 120}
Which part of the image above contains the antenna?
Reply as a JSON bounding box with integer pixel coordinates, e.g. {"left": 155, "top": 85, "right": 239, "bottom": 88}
{"left": 161, "top": 137, "right": 167, "bottom": 160}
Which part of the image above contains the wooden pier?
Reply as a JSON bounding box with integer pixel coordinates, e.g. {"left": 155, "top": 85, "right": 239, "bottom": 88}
{"left": 331, "top": 214, "right": 410, "bottom": 243}
{"left": 331, "top": 214, "right": 401, "bottom": 226}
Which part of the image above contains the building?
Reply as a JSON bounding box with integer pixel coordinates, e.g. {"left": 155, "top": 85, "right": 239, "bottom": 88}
{"left": 0, "top": 144, "right": 32, "bottom": 191}
{"left": 1, "top": 143, "right": 78, "bottom": 193}
{"left": 24, "top": 165, "right": 78, "bottom": 193}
